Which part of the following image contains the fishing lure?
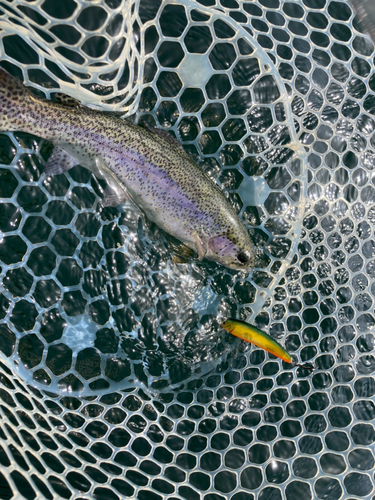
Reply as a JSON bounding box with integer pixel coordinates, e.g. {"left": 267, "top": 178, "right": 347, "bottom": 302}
{"left": 222, "top": 319, "right": 314, "bottom": 370}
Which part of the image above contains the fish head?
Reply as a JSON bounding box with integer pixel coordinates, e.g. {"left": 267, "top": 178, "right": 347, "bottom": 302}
{"left": 205, "top": 232, "right": 255, "bottom": 271}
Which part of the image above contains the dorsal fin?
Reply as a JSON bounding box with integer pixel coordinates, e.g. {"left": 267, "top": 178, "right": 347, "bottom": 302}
{"left": 53, "top": 92, "right": 81, "bottom": 108}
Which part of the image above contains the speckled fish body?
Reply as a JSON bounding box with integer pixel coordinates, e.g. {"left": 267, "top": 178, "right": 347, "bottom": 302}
{"left": 222, "top": 319, "right": 292, "bottom": 363}
{"left": 0, "top": 69, "right": 255, "bottom": 271}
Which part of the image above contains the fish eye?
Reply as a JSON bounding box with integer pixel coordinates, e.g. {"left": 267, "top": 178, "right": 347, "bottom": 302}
{"left": 237, "top": 251, "right": 250, "bottom": 264}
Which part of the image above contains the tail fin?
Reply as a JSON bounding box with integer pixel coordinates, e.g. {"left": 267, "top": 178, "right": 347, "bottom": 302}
{"left": 0, "top": 68, "right": 32, "bottom": 131}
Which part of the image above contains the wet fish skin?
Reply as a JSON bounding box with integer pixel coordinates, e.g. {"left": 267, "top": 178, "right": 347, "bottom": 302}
{"left": 0, "top": 69, "right": 255, "bottom": 271}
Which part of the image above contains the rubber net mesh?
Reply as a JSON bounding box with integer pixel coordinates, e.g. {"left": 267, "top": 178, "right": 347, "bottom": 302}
{"left": 0, "top": 0, "right": 374, "bottom": 499}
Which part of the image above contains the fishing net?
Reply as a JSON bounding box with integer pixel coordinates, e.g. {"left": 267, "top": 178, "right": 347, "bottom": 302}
{"left": 0, "top": 0, "right": 306, "bottom": 393}
{"left": 0, "top": 0, "right": 373, "bottom": 499}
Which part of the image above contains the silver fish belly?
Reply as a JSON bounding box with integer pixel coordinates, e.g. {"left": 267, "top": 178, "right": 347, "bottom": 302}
{"left": 0, "top": 69, "right": 255, "bottom": 271}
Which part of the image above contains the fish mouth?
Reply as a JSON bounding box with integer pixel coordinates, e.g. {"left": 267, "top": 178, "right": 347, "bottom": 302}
{"left": 223, "top": 259, "right": 252, "bottom": 272}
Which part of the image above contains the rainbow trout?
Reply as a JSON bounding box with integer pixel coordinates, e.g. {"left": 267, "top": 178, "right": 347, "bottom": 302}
{"left": 0, "top": 69, "right": 255, "bottom": 270}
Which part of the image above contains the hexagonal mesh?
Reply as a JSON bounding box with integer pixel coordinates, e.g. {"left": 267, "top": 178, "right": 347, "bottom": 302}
{"left": 0, "top": 1, "right": 374, "bottom": 500}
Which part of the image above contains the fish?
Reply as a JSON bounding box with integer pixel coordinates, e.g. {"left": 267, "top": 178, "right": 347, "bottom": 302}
{"left": 222, "top": 318, "right": 314, "bottom": 369}
{"left": 0, "top": 68, "right": 255, "bottom": 271}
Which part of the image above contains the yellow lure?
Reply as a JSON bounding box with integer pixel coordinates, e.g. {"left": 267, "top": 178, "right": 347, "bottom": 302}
{"left": 222, "top": 319, "right": 292, "bottom": 363}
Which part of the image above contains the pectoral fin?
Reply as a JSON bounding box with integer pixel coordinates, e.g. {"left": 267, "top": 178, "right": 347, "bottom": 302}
{"left": 171, "top": 244, "right": 195, "bottom": 264}
{"left": 192, "top": 231, "right": 207, "bottom": 261}
{"left": 44, "top": 146, "right": 79, "bottom": 175}
{"left": 93, "top": 159, "right": 131, "bottom": 208}
{"left": 101, "top": 184, "right": 130, "bottom": 207}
